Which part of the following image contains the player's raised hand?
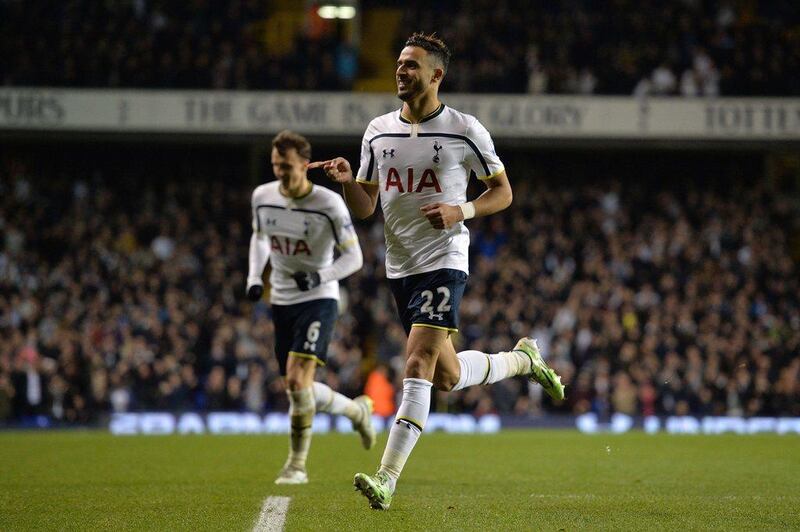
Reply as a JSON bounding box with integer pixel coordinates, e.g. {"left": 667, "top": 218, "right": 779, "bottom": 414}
{"left": 420, "top": 203, "right": 464, "bottom": 230}
{"left": 308, "top": 157, "right": 353, "bottom": 183}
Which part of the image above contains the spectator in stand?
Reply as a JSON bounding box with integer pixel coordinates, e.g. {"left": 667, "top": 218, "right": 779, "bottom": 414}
{"left": 396, "top": 0, "right": 799, "bottom": 96}
{"left": 1, "top": 1, "right": 798, "bottom": 95}
{"left": 364, "top": 364, "right": 396, "bottom": 417}
{"left": 0, "top": 0, "right": 357, "bottom": 91}
{"left": 0, "top": 150, "right": 798, "bottom": 424}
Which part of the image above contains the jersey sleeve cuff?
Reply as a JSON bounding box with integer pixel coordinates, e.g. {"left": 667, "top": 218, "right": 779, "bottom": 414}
{"left": 336, "top": 237, "right": 359, "bottom": 250}
{"left": 477, "top": 167, "right": 505, "bottom": 181}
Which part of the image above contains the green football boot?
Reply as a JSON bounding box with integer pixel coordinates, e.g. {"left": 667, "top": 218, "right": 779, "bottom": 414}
{"left": 353, "top": 471, "right": 394, "bottom": 510}
{"left": 514, "top": 337, "right": 565, "bottom": 401}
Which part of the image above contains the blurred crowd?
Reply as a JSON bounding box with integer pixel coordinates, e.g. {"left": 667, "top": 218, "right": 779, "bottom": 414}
{"left": 1, "top": 0, "right": 798, "bottom": 95}
{"left": 404, "top": 0, "right": 800, "bottom": 96}
{"left": 0, "top": 0, "right": 358, "bottom": 91}
{"left": 1, "top": 149, "right": 799, "bottom": 425}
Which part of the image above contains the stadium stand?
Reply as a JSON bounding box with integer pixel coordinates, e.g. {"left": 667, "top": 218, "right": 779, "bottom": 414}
{"left": 1, "top": 0, "right": 798, "bottom": 95}
{"left": 397, "top": 0, "right": 800, "bottom": 95}
{"left": 0, "top": 0, "right": 355, "bottom": 91}
{"left": 1, "top": 147, "right": 798, "bottom": 424}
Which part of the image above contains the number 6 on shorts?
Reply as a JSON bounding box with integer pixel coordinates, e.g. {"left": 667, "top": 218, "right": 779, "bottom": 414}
{"left": 303, "top": 321, "right": 321, "bottom": 351}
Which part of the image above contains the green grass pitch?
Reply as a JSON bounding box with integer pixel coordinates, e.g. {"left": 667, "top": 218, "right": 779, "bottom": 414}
{"left": 1, "top": 430, "right": 798, "bottom": 530}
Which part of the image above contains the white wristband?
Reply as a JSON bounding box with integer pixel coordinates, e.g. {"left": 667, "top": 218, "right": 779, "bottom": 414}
{"left": 458, "top": 202, "right": 476, "bottom": 220}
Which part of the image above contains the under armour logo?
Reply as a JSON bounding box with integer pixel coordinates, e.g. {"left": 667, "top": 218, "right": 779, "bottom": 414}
{"left": 303, "top": 219, "right": 310, "bottom": 236}
{"left": 428, "top": 313, "right": 444, "bottom": 321}
{"left": 432, "top": 141, "right": 442, "bottom": 163}
{"left": 264, "top": 218, "right": 277, "bottom": 226}
{"left": 383, "top": 149, "right": 395, "bottom": 158}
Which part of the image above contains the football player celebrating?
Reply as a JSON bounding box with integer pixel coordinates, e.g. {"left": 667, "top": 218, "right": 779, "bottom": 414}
{"left": 247, "top": 130, "right": 376, "bottom": 485}
{"left": 310, "top": 33, "right": 565, "bottom": 509}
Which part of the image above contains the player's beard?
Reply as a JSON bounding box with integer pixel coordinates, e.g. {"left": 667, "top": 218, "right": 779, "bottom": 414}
{"left": 397, "top": 78, "right": 423, "bottom": 101}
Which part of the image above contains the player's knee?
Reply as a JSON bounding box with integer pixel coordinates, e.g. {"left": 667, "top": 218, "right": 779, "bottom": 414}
{"left": 285, "top": 374, "right": 305, "bottom": 391}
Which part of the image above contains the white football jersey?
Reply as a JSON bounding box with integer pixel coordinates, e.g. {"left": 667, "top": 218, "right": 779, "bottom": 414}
{"left": 356, "top": 104, "right": 504, "bottom": 279}
{"left": 251, "top": 182, "right": 358, "bottom": 305}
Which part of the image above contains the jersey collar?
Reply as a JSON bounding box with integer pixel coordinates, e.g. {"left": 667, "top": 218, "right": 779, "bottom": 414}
{"left": 398, "top": 103, "right": 445, "bottom": 124}
{"left": 279, "top": 182, "right": 314, "bottom": 200}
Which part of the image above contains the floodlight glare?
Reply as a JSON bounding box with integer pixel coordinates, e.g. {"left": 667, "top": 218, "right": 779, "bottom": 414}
{"left": 317, "top": 5, "right": 357, "bottom": 19}
{"left": 317, "top": 5, "right": 338, "bottom": 19}
{"left": 338, "top": 6, "right": 356, "bottom": 19}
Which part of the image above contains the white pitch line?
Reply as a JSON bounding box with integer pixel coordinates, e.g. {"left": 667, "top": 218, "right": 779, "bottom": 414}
{"left": 253, "top": 496, "right": 291, "bottom": 532}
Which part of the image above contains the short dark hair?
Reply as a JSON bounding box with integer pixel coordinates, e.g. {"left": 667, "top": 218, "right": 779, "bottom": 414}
{"left": 272, "top": 130, "right": 311, "bottom": 160}
{"left": 405, "top": 32, "right": 450, "bottom": 73}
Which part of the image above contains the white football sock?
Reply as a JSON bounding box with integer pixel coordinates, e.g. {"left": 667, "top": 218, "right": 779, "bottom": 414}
{"left": 451, "top": 349, "right": 532, "bottom": 390}
{"left": 312, "top": 381, "right": 361, "bottom": 421}
{"left": 452, "top": 350, "right": 489, "bottom": 390}
{"left": 287, "top": 387, "right": 315, "bottom": 470}
{"left": 378, "top": 378, "right": 432, "bottom": 488}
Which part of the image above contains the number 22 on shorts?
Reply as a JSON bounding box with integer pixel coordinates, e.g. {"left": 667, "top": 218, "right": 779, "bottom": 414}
{"left": 419, "top": 286, "right": 451, "bottom": 320}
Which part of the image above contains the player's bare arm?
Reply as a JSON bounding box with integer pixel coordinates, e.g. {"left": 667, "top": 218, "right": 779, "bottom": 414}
{"left": 353, "top": 34, "right": 563, "bottom": 511}
{"left": 309, "top": 158, "right": 379, "bottom": 219}
{"left": 420, "top": 171, "right": 513, "bottom": 229}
